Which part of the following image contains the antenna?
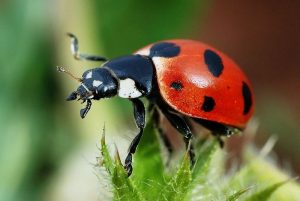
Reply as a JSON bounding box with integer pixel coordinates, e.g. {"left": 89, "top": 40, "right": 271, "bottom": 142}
{"left": 57, "top": 66, "right": 82, "bottom": 82}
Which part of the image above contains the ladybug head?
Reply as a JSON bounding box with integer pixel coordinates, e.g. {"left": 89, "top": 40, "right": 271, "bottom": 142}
{"left": 57, "top": 66, "right": 118, "bottom": 118}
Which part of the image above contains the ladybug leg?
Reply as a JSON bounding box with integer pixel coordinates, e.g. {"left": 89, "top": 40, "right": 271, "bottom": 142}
{"left": 193, "top": 118, "right": 237, "bottom": 148}
{"left": 161, "top": 109, "right": 195, "bottom": 167}
{"left": 152, "top": 108, "right": 174, "bottom": 163}
{"left": 124, "top": 98, "right": 145, "bottom": 176}
{"left": 214, "top": 135, "right": 224, "bottom": 148}
{"left": 80, "top": 99, "right": 92, "bottom": 119}
{"left": 182, "top": 136, "right": 195, "bottom": 167}
{"left": 67, "top": 33, "right": 107, "bottom": 62}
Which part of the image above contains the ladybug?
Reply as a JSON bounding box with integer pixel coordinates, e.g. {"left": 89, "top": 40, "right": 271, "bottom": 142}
{"left": 58, "top": 33, "right": 254, "bottom": 176}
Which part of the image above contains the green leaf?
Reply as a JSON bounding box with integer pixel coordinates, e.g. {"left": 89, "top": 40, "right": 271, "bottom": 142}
{"left": 226, "top": 186, "right": 252, "bottom": 201}
{"left": 131, "top": 119, "right": 166, "bottom": 199}
{"left": 158, "top": 152, "right": 192, "bottom": 201}
{"left": 192, "top": 139, "right": 218, "bottom": 180}
{"left": 112, "top": 150, "right": 145, "bottom": 201}
{"left": 99, "top": 127, "right": 144, "bottom": 201}
{"left": 243, "top": 180, "right": 289, "bottom": 201}
{"left": 100, "top": 126, "right": 114, "bottom": 174}
{"left": 223, "top": 148, "right": 300, "bottom": 201}
{"left": 184, "top": 139, "right": 218, "bottom": 200}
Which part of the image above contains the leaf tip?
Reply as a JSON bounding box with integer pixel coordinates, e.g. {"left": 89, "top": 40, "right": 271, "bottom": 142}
{"left": 101, "top": 123, "right": 106, "bottom": 146}
{"left": 114, "top": 144, "right": 122, "bottom": 165}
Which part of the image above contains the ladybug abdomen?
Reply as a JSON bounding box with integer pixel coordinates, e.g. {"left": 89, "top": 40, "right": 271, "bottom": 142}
{"left": 136, "top": 40, "right": 254, "bottom": 129}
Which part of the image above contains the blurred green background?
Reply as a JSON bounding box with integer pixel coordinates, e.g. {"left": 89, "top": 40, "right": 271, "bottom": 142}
{"left": 1, "top": 1, "right": 299, "bottom": 201}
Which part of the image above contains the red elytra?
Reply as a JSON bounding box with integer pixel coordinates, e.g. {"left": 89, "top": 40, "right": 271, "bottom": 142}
{"left": 136, "top": 39, "right": 254, "bottom": 129}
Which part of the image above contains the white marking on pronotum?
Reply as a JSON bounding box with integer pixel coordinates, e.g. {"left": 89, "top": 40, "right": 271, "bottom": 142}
{"left": 118, "top": 78, "right": 142, "bottom": 98}
{"left": 86, "top": 71, "right": 93, "bottom": 79}
{"left": 93, "top": 80, "right": 103, "bottom": 87}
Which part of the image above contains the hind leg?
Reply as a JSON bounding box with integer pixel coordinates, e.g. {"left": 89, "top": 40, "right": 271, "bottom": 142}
{"left": 192, "top": 118, "right": 240, "bottom": 148}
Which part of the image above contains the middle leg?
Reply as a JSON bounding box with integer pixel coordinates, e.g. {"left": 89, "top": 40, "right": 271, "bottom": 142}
{"left": 159, "top": 108, "right": 195, "bottom": 166}
{"left": 152, "top": 107, "right": 174, "bottom": 163}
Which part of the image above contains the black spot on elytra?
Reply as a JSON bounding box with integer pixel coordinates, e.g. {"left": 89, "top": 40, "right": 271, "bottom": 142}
{"left": 242, "top": 82, "right": 252, "bottom": 115}
{"left": 149, "top": 42, "right": 180, "bottom": 58}
{"left": 170, "top": 81, "right": 183, "bottom": 91}
{"left": 201, "top": 96, "right": 215, "bottom": 112}
{"left": 204, "top": 49, "right": 224, "bottom": 77}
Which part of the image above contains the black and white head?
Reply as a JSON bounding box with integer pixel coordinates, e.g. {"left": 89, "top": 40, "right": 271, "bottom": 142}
{"left": 57, "top": 66, "right": 118, "bottom": 118}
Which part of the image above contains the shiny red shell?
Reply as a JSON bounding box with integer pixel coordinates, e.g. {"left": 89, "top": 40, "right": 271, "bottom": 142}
{"left": 135, "top": 40, "right": 254, "bottom": 129}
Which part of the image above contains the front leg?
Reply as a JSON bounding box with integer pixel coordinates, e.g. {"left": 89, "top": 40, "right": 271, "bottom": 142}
{"left": 80, "top": 99, "right": 92, "bottom": 119}
{"left": 124, "top": 99, "right": 145, "bottom": 176}
{"left": 67, "top": 33, "right": 108, "bottom": 62}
